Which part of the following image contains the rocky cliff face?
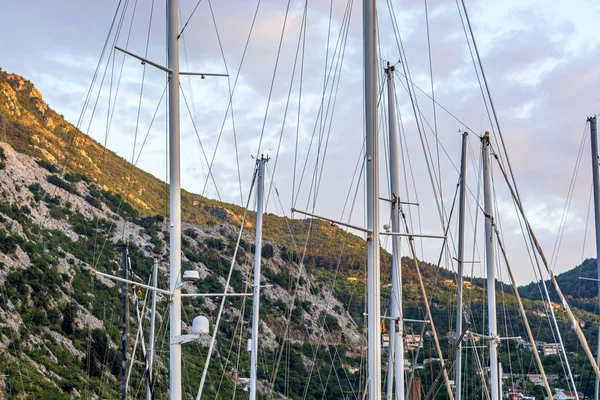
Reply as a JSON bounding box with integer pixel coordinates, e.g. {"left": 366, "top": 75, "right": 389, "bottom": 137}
{"left": 0, "top": 139, "right": 364, "bottom": 398}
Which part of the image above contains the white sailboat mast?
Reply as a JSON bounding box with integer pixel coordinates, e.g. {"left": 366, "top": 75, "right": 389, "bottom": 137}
{"left": 454, "top": 132, "right": 468, "bottom": 400}
{"left": 167, "top": 0, "right": 183, "bottom": 397}
{"left": 250, "top": 157, "right": 267, "bottom": 400}
{"left": 384, "top": 64, "right": 404, "bottom": 400}
{"left": 589, "top": 115, "right": 600, "bottom": 400}
{"left": 482, "top": 132, "right": 499, "bottom": 400}
{"left": 364, "top": 1, "right": 381, "bottom": 399}
{"left": 147, "top": 257, "right": 158, "bottom": 400}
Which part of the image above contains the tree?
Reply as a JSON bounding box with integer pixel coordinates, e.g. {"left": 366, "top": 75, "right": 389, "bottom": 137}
{"left": 61, "top": 302, "right": 75, "bottom": 335}
{"left": 262, "top": 243, "right": 274, "bottom": 258}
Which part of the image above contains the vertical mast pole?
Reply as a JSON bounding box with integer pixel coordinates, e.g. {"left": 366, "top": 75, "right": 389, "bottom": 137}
{"left": 121, "top": 245, "right": 128, "bottom": 400}
{"left": 250, "top": 157, "right": 267, "bottom": 400}
{"left": 385, "top": 64, "right": 404, "bottom": 400}
{"left": 167, "top": 0, "right": 182, "bottom": 398}
{"left": 590, "top": 115, "right": 600, "bottom": 400}
{"left": 147, "top": 257, "right": 158, "bottom": 400}
{"left": 454, "top": 132, "right": 468, "bottom": 400}
{"left": 482, "top": 132, "right": 499, "bottom": 400}
{"left": 364, "top": 1, "right": 381, "bottom": 399}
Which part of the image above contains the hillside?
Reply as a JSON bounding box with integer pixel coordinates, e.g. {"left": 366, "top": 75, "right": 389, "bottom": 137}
{"left": 0, "top": 68, "right": 383, "bottom": 277}
{"left": 0, "top": 141, "right": 368, "bottom": 398}
{"left": 1, "top": 68, "right": 600, "bottom": 399}
{"left": 519, "top": 258, "right": 599, "bottom": 312}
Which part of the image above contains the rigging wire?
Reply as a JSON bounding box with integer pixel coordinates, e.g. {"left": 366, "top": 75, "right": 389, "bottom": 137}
{"left": 195, "top": 164, "right": 258, "bottom": 399}
{"left": 200, "top": 0, "right": 262, "bottom": 197}
{"left": 453, "top": 4, "right": 583, "bottom": 394}
{"left": 178, "top": 0, "right": 203, "bottom": 38}
{"left": 493, "top": 149, "right": 593, "bottom": 393}
{"left": 251, "top": 0, "right": 292, "bottom": 160}
{"left": 179, "top": 84, "right": 222, "bottom": 200}
{"left": 549, "top": 120, "right": 591, "bottom": 270}
{"left": 267, "top": 166, "right": 362, "bottom": 397}
{"left": 423, "top": 0, "right": 442, "bottom": 208}
{"left": 264, "top": 0, "right": 309, "bottom": 210}
{"left": 207, "top": 0, "right": 244, "bottom": 205}
{"left": 293, "top": 0, "right": 355, "bottom": 211}
{"left": 291, "top": 0, "right": 308, "bottom": 211}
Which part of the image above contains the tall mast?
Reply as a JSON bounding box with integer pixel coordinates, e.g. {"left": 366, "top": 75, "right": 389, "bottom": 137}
{"left": 364, "top": 1, "right": 381, "bottom": 399}
{"left": 454, "top": 132, "right": 468, "bottom": 400}
{"left": 167, "top": 0, "right": 182, "bottom": 397}
{"left": 121, "top": 245, "right": 128, "bottom": 400}
{"left": 589, "top": 115, "right": 600, "bottom": 400}
{"left": 482, "top": 132, "right": 499, "bottom": 400}
{"left": 147, "top": 257, "right": 158, "bottom": 400}
{"left": 384, "top": 64, "right": 404, "bottom": 400}
{"left": 250, "top": 157, "right": 267, "bottom": 400}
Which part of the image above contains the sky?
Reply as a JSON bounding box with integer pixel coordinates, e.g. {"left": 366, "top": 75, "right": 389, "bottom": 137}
{"left": 1, "top": 0, "right": 599, "bottom": 285}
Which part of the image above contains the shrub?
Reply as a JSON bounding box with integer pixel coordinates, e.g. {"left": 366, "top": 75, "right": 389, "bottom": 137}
{"left": 61, "top": 303, "right": 75, "bottom": 335}
{"left": 47, "top": 174, "right": 78, "bottom": 195}
{"left": 49, "top": 204, "right": 67, "bottom": 220}
{"left": 204, "top": 238, "right": 224, "bottom": 251}
{"left": 262, "top": 243, "right": 274, "bottom": 258}
{"left": 149, "top": 234, "right": 164, "bottom": 254}
{"left": 64, "top": 172, "right": 86, "bottom": 183}
{"left": 0, "top": 229, "right": 19, "bottom": 254}
{"left": 47, "top": 308, "right": 61, "bottom": 326}
{"left": 84, "top": 195, "right": 101, "bottom": 208}
{"left": 183, "top": 228, "right": 198, "bottom": 239}
{"left": 28, "top": 183, "right": 46, "bottom": 201}
{"left": 36, "top": 159, "right": 59, "bottom": 173}
{"left": 324, "top": 313, "right": 341, "bottom": 331}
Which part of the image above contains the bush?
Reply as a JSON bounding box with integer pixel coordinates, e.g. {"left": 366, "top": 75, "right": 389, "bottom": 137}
{"left": 149, "top": 234, "right": 164, "bottom": 254}
{"left": 324, "top": 313, "right": 341, "bottom": 331}
{"left": 84, "top": 195, "right": 101, "bottom": 208}
{"left": 183, "top": 228, "right": 198, "bottom": 239}
{"left": 58, "top": 380, "right": 74, "bottom": 393}
{"left": 37, "top": 159, "right": 59, "bottom": 173}
{"left": 43, "top": 194, "right": 61, "bottom": 205}
{"left": 61, "top": 303, "right": 75, "bottom": 335}
{"left": 204, "top": 238, "right": 224, "bottom": 250}
{"left": 64, "top": 172, "right": 86, "bottom": 183}
{"left": 0, "top": 229, "right": 19, "bottom": 254}
{"left": 262, "top": 243, "right": 274, "bottom": 258}
{"left": 47, "top": 308, "right": 61, "bottom": 326}
{"left": 49, "top": 204, "right": 67, "bottom": 220}
{"left": 47, "top": 174, "right": 78, "bottom": 195}
{"left": 101, "top": 189, "right": 138, "bottom": 219}
{"left": 28, "top": 183, "right": 46, "bottom": 201}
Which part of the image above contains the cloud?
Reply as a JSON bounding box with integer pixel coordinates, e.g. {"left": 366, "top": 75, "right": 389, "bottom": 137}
{"left": 2, "top": 0, "right": 599, "bottom": 285}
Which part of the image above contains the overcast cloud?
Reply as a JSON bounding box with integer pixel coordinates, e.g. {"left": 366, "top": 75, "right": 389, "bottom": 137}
{"left": 1, "top": 0, "right": 599, "bottom": 285}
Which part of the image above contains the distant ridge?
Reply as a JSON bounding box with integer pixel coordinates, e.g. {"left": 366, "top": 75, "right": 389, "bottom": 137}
{"left": 519, "top": 258, "right": 599, "bottom": 312}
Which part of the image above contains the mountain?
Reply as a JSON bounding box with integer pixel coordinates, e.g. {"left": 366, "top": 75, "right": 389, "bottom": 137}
{"left": 0, "top": 138, "right": 369, "bottom": 398}
{"left": 1, "top": 68, "right": 600, "bottom": 399}
{"left": 0, "top": 68, "right": 381, "bottom": 277}
{"left": 0, "top": 68, "right": 373, "bottom": 398}
{"left": 519, "top": 258, "right": 599, "bottom": 312}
